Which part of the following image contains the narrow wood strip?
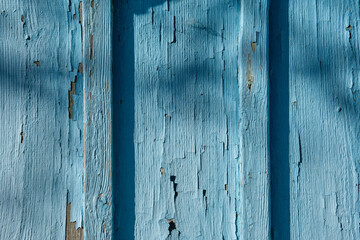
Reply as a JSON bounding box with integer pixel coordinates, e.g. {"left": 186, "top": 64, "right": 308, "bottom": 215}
{"left": 83, "top": 0, "right": 113, "bottom": 238}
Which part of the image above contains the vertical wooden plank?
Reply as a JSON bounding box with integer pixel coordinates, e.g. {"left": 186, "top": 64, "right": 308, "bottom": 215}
{"left": 83, "top": 0, "right": 113, "bottom": 239}
{"left": 0, "top": 0, "right": 84, "bottom": 239}
{"left": 238, "top": 2, "right": 270, "bottom": 238}
{"left": 290, "top": 0, "right": 360, "bottom": 239}
{"left": 130, "top": 0, "right": 269, "bottom": 239}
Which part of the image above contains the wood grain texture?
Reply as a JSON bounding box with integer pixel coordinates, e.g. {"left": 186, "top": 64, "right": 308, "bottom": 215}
{"left": 290, "top": 0, "right": 360, "bottom": 239}
{"left": 83, "top": 0, "right": 113, "bottom": 239}
{"left": 0, "top": 0, "right": 84, "bottom": 239}
{"left": 131, "top": 0, "right": 269, "bottom": 239}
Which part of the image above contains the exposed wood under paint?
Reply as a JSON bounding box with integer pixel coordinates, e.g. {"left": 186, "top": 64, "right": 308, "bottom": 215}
{"left": 66, "top": 195, "right": 84, "bottom": 240}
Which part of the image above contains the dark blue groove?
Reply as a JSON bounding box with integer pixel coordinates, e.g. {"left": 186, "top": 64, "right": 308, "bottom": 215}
{"left": 269, "top": 0, "right": 290, "bottom": 239}
{"left": 112, "top": 0, "right": 135, "bottom": 239}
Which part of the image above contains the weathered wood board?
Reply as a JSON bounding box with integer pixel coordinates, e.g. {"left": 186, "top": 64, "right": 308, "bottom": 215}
{"left": 83, "top": 0, "right": 113, "bottom": 239}
{"left": 0, "top": 0, "right": 84, "bottom": 239}
{"left": 114, "top": 0, "right": 270, "bottom": 239}
{"left": 290, "top": 0, "right": 360, "bottom": 239}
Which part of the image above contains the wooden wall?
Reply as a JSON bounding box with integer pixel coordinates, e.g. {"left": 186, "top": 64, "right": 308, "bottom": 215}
{"left": 1, "top": 0, "right": 360, "bottom": 239}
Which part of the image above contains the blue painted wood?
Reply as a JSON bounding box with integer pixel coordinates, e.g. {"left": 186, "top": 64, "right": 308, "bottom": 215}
{"left": 0, "top": 0, "right": 84, "bottom": 239}
{"left": 0, "top": 0, "right": 280, "bottom": 238}
{"left": 83, "top": 0, "right": 113, "bottom": 239}
{"left": 127, "top": 0, "right": 270, "bottom": 239}
{"left": 290, "top": 0, "right": 360, "bottom": 239}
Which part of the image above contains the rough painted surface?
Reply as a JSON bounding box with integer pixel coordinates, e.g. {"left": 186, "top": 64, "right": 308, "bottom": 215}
{"left": 0, "top": 0, "right": 84, "bottom": 239}
{"left": 83, "top": 0, "right": 113, "bottom": 239}
{"left": 290, "top": 0, "right": 360, "bottom": 239}
{"left": 130, "top": 0, "right": 270, "bottom": 239}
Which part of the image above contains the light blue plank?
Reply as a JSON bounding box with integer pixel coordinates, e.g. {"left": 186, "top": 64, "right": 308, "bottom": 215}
{"left": 83, "top": 0, "right": 113, "bottom": 239}
{"left": 290, "top": 0, "right": 360, "bottom": 239}
{"left": 130, "top": 0, "right": 270, "bottom": 239}
{"left": 0, "top": 0, "right": 84, "bottom": 239}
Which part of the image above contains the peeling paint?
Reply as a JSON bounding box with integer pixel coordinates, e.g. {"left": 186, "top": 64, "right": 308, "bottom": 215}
{"left": 66, "top": 195, "right": 84, "bottom": 240}
{"left": 132, "top": 1, "right": 269, "bottom": 239}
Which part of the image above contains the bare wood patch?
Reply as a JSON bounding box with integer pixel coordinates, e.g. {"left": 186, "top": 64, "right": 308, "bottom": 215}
{"left": 66, "top": 196, "right": 84, "bottom": 240}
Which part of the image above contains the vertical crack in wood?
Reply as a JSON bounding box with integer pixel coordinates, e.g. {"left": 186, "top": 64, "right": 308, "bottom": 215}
{"left": 246, "top": 54, "right": 254, "bottom": 91}
{"left": 90, "top": 34, "right": 94, "bottom": 60}
{"left": 297, "top": 133, "right": 303, "bottom": 183}
{"left": 170, "top": 16, "right": 176, "bottom": 44}
{"left": 68, "top": 77, "right": 78, "bottom": 119}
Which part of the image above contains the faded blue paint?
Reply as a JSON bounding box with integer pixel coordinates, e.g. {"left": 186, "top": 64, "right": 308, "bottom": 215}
{"left": 83, "top": 0, "right": 113, "bottom": 239}
{"left": 6, "top": 0, "right": 360, "bottom": 239}
{"left": 0, "top": 0, "right": 84, "bottom": 239}
{"left": 1, "top": 0, "right": 271, "bottom": 239}
{"left": 126, "top": 0, "right": 270, "bottom": 239}
{"left": 290, "top": 0, "right": 360, "bottom": 239}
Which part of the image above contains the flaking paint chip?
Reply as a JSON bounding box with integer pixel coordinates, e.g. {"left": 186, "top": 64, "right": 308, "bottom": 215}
{"left": 34, "top": 61, "right": 40, "bottom": 67}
